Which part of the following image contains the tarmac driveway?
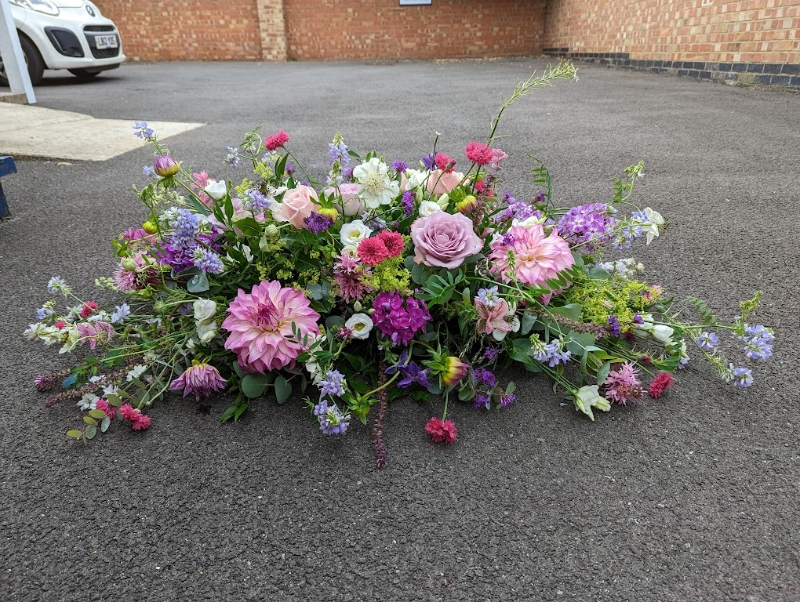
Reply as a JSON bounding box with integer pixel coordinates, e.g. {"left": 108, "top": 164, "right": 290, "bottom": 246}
{"left": 1, "top": 60, "right": 799, "bottom": 601}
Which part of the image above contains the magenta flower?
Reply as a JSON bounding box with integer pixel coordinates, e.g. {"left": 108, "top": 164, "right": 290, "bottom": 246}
{"left": 410, "top": 210, "right": 483, "bottom": 269}
{"left": 602, "top": 362, "right": 643, "bottom": 405}
{"left": 169, "top": 363, "right": 227, "bottom": 401}
{"left": 372, "top": 291, "right": 430, "bottom": 346}
{"left": 474, "top": 298, "right": 513, "bottom": 336}
{"left": 222, "top": 280, "right": 320, "bottom": 373}
{"left": 424, "top": 417, "right": 457, "bottom": 444}
{"left": 488, "top": 224, "right": 574, "bottom": 287}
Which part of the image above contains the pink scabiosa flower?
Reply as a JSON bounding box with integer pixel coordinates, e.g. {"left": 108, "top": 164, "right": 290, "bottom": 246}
{"left": 425, "top": 417, "right": 457, "bottom": 444}
{"left": 648, "top": 372, "right": 674, "bottom": 399}
{"left": 264, "top": 130, "right": 289, "bottom": 151}
{"left": 222, "top": 280, "right": 320, "bottom": 373}
{"left": 169, "top": 362, "right": 227, "bottom": 401}
{"left": 602, "top": 362, "right": 643, "bottom": 405}
{"left": 465, "top": 141, "right": 493, "bottom": 166}
{"left": 488, "top": 224, "right": 575, "bottom": 287}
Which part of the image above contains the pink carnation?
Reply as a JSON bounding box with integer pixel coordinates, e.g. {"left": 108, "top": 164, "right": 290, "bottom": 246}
{"left": 119, "top": 403, "right": 151, "bottom": 430}
{"left": 489, "top": 224, "right": 575, "bottom": 287}
{"left": 95, "top": 399, "right": 116, "bottom": 419}
{"left": 222, "top": 280, "right": 320, "bottom": 373}
{"left": 170, "top": 363, "right": 227, "bottom": 401}
{"left": 377, "top": 230, "right": 404, "bottom": 257}
{"left": 357, "top": 237, "right": 390, "bottom": 266}
{"left": 425, "top": 417, "right": 457, "bottom": 444}
{"left": 465, "top": 141, "right": 493, "bottom": 166}
{"left": 265, "top": 130, "right": 289, "bottom": 151}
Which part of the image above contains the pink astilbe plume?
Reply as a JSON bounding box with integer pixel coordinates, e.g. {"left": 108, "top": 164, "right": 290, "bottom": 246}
{"left": 222, "top": 280, "right": 320, "bottom": 373}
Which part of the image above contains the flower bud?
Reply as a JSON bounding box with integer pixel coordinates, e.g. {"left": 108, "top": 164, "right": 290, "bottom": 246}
{"left": 142, "top": 221, "right": 158, "bottom": 234}
{"left": 456, "top": 195, "right": 478, "bottom": 214}
{"left": 353, "top": 300, "right": 362, "bottom": 312}
{"left": 317, "top": 207, "right": 339, "bottom": 222}
{"left": 153, "top": 155, "right": 180, "bottom": 178}
{"left": 264, "top": 224, "right": 280, "bottom": 240}
{"left": 121, "top": 258, "right": 137, "bottom": 272}
{"left": 441, "top": 356, "right": 469, "bottom": 386}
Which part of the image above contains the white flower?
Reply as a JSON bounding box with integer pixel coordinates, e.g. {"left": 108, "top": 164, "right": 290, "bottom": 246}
{"left": 23, "top": 323, "right": 46, "bottom": 341}
{"left": 574, "top": 385, "right": 611, "bottom": 420}
{"left": 651, "top": 324, "right": 675, "bottom": 345}
{"left": 77, "top": 393, "right": 99, "bottom": 411}
{"left": 305, "top": 360, "right": 323, "bottom": 385}
{"left": 193, "top": 299, "right": 217, "bottom": 325}
{"left": 642, "top": 207, "right": 665, "bottom": 245}
{"left": 345, "top": 313, "right": 373, "bottom": 340}
{"left": 512, "top": 214, "right": 547, "bottom": 228}
{"left": 353, "top": 158, "right": 399, "bottom": 209}
{"left": 418, "top": 201, "right": 442, "bottom": 217}
{"left": 196, "top": 321, "right": 217, "bottom": 344}
{"left": 126, "top": 364, "right": 148, "bottom": 382}
{"left": 102, "top": 384, "right": 120, "bottom": 397}
{"left": 340, "top": 220, "right": 372, "bottom": 247}
{"left": 204, "top": 179, "right": 228, "bottom": 201}
{"left": 403, "top": 168, "right": 428, "bottom": 191}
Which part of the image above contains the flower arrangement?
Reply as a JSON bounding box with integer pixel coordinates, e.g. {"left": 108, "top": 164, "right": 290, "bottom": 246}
{"left": 26, "top": 63, "right": 774, "bottom": 466}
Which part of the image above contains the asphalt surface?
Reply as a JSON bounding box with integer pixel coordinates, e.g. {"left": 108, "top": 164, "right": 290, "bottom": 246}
{"left": 1, "top": 60, "right": 799, "bottom": 601}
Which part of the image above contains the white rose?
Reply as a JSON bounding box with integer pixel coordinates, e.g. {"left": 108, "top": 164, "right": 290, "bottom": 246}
{"left": 204, "top": 180, "right": 228, "bottom": 201}
{"left": 340, "top": 220, "right": 372, "bottom": 247}
{"left": 193, "top": 299, "right": 217, "bottom": 325}
{"left": 345, "top": 313, "right": 373, "bottom": 340}
{"left": 418, "top": 200, "right": 441, "bottom": 217}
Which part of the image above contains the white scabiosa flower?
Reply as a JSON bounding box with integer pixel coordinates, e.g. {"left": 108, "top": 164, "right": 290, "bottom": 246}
{"left": 353, "top": 158, "right": 399, "bottom": 209}
{"left": 339, "top": 219, "right": 372, "bottom": 247}
{"left": 345, "top": 313, "right": 373, "bottom": 340}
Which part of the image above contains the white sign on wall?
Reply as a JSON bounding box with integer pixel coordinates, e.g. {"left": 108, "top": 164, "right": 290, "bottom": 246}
{"left": 400, "top": 0, "right": 432, "bottom": 5}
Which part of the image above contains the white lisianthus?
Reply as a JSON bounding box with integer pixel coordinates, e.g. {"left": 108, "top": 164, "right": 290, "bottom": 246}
{"left": 651, "top": 324, "right": 675, "bottom": 345}
{"left": 574, "top": 385, "right": 611, "bottom": 420}
{"left": 193, "top": 299, "right": 217, "bottom": 325}
{"left": 196, "top": 321, "right": 217, "bottom": 344}
{"left": 204, "top": 179, "right": 228, "bottom": 201}
{"left": 340, "top": 220, "right": 372, "bottom": 247}
{"left": 305, "top": 360, "right": 323, "bottom": 385}
{"left": 642, "top": 207, "right": 665, "bottom": 245}
{"left": 353, "top": 158, "right": 399, "bottom": 209}
{"left": 403, "top": 168, "right": 428, "bottom": 191}
{"left": 418, "top": 201, "right": 442, "bottom": 217}
{"left": 345, "top": 313, "right": 373, "bottom": 340}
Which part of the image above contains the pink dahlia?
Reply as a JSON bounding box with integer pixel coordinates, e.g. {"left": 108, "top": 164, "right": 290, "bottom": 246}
{"left": 489, "top": 225, "right": 575, "bottom": 287}
{"left": 170, "top": 363, "right": 227, "bottom": 401}
{"left": 222, "top": 280, "right": 320, "bottom": 373}
{"left": 425, "top": 417, "right": 457, "bottom": 444}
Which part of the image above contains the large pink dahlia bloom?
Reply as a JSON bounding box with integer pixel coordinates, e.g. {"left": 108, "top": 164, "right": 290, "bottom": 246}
{"left": 488, "top": 225, "right": 574, "bottom": 287}
{"left": 222, "top": 281, "right": 320, "bottom": 373}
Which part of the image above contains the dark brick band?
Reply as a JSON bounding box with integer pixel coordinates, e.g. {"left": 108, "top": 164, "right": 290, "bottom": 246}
{"left": 543, "top": 49, "right": 800, "bottom": 90}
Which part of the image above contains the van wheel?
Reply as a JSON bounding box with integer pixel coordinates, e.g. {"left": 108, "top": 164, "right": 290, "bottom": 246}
{"left": 0, "top": 33, "right": 44, "bottom": 86}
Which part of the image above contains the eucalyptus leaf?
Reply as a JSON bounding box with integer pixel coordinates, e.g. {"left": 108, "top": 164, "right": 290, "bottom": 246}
{"left": 187, "top": 271, "right": 210, "bottom": 293}
{"left": 100, "top": 416, "right": 111, "bottom": 433}
{"left": 84, "top": 425, "right": 97, "bottom": 440}
{"left": 66, "top": 429, "right": 83, "bottom": 439}
{"left": 274, "top": 375, "right": 292, "bottom": 404}
{"left": 520, "top": 312, "right": 537, "bottom": 335}
{"left": 241, "top": 373, "right": 271, "bottom": 398}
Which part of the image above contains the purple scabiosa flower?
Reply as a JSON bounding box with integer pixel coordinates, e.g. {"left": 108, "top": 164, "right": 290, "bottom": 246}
{"left": 193, "top": 248, "right": 224, "bottom": 274}
{"left": 696, "top": 331, "right": 719, "bottom": 352}
{"left": 304, "top": 212, "right": 334, "bottom": 234}
{"left": 319, "top": 370, "right": 346, "bottom": 398}
{"left": 313, "top": 400, "right": 350, "bottom": 435}
{"left": 473, "top": 394, "right": 490, "bottom": 410}
{"left": 393, "top": 161, "right": 407, "bottom": 174}
{"left": 607, "top": 315, "right": 621, "bottom": 338}
{"left": 401, "top": 191, "right": 414, "bottom": 217}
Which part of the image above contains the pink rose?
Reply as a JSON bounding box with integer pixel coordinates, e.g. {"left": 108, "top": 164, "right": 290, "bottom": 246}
{"left": 410, "top": 210, "right": 483, "bottom": 269}
{"left": 271, "top": 185, "right": 319, "bottom": 229}
{"left": 426, "top": 169, "right": 463, "bottom": 196}
{"left": 324, "top": 182, "right": 364, "bottom": 216}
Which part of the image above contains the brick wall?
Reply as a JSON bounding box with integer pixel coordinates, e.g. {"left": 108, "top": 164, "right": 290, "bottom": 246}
{"left": 97, "top": 0, "right": 267, "bottom": 61}
{"left": 283, "top": 0, "right": 546, "bottom": 60}
{"left": 544, "top": 0, "right": 800, "bottom": 65}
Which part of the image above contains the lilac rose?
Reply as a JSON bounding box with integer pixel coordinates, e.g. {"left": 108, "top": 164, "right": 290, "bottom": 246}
{"left": 410, "top": 210, "right": 483, "bottom": 269}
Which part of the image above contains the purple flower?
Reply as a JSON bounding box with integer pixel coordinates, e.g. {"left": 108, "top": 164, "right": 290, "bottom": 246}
{"left": 607, "top": 315, "right": 621, "bottom": 338}
{"left": 476, "top": 286, "right": 500, "bottom": 309}
{"left": 319, "top": 370, "right": 346, "bottom": 398}
{"left": 397, "top": 361, "right": 431, "bottom": 388}
{"left": 474, "top": 368, "right": 496, "bottom": 388}
{"left": 304, "top": 212, "right": 334, "bottom": 234}
{"left": 193, "top": 248, "right": 224, "bottom": 274}
{"left": 740, "top": 324, "right": 774, "bottom": 362}
{"left": 483, "top": 347, "right": 499, "bottom": 361}
{"left": 372, "top": 292, "right": 431, "bottom": 346}
{"left": 499, "top": 393, "right": 516, "bottom": 407}
{"left": 393, "top": 161, "right": 407, "bottom": 174}
{"left": 329, "top": 141, "right": 350, "bottom": 167}
{"left": 133, "top": 121, "right": 154, "bottom": 139}
{"left": 696, "top": 331, "right": 719, "bottom": 352}
{"left": 421, "top": 152, "right": 438, "bottom": 171}
{"left": 225, "top": 146, "right": 241, "bottom": 168}
{"left": 556, "top": 203, "right": 618, "bottom": 250}
{"left": 313, "top": 400, "right": 350, "bottom": 435}
{"left": 153, "top": 155, "right": 180, "bottom": 177}
{"left": 473, "top": 394, "right": 490, "bottom": 410}
{"left": 532, "top": 339, "right": 571, "bottom": 367}
{"left": 730, "top": 366, "right": 753, "bottom": 388}
{"left": 401, "top": 191, "right": 414, "bottom": 217}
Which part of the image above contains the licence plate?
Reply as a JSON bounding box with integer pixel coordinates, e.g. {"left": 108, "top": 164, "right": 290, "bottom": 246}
{"left": 95, "top": 35, "right": 118, "bottom": 49}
